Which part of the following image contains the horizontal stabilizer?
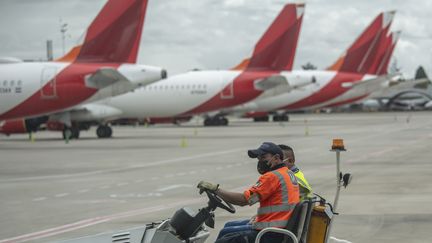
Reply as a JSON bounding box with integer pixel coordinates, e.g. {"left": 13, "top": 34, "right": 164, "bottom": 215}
{"left": 85, "top": 68, "right": 129, "bottom": 89}
{"left": 254, "top": 75, "right": 288, "bottom": 91}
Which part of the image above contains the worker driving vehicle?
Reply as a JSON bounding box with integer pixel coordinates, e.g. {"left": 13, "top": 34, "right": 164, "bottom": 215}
{"left": 198, "top": 142, "right": 300, "bottom": 243}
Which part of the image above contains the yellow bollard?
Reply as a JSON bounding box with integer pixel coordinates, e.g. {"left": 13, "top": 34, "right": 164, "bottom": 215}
{"left": 180, "top": 136, "right": 188, "bottom": 148}
{"left": 29, "top": 132, "right": 35, "bottom": 142}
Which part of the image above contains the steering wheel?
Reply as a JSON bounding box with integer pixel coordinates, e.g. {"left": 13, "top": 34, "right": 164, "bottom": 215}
{"left": 205, "top": 190, "right": 236, "bottom": 214}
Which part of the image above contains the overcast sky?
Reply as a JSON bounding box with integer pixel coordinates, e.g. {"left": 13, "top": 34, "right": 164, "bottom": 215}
{"left": 0, "top": 0, "right": 431, "bottom": 77}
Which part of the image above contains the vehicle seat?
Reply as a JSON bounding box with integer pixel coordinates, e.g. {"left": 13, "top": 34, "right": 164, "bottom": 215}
{"left": 255, "top": 198, "right": 315, "bottom": 243}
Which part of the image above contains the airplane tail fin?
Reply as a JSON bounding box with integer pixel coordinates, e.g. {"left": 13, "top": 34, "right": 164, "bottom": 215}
{"left": 415, "top": 66, "right": 428, "bottom": 80}
{"left": 375, "top": 31, "right": 400, "bottom": 75}
{"left": 57, "top": 0, "right": 148, "bottom": 63}
{"left": 232, "top": 3, "right": 305, "bottom": 71}
{"left": 327, "top": 11, "right": 395, "bottom": 74}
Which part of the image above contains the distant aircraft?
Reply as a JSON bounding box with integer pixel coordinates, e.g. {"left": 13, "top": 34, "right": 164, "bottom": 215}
{"left": 218, "top": 11, "right": 400, "bottom": 122}
{"left": 0, "top": 0, "right": 167, "bottom": 137}
{"left": 0, "top": 3, "right": 308, "bottom": 138}
{"left": 362, "top": 66, "right": 431, "bottom": 111}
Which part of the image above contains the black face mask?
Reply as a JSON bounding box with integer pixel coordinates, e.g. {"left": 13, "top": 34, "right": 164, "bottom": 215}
{"left": 257, "top": 159, "right": 272, "bottom": 175}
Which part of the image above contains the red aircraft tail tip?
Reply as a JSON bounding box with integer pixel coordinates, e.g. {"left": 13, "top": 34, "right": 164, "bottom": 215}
{"left": 57, "top": 0, "right": 149, "bottom": 64}
{"left": 240, "top": 3, "right": 304, "bottom": 71}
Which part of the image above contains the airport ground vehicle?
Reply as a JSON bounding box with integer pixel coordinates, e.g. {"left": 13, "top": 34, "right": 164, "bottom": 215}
{"left": 62, "top": 140, "right": 351, "bottom": 243}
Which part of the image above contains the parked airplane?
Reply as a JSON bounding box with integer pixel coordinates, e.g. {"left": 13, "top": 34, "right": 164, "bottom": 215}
{"left": 218, "top": 11, "right": 399, "bottom": 122}
{"left": 1, "top": 3, "right": 309, "bottom": 138}
{"left": 362, "top": 66, "right": 431, "bottom": 111}
{"left": 0, "top": 0, "right": 166, "bottom": 132}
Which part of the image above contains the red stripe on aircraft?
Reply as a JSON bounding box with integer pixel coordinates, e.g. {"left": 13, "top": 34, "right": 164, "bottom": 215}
{"left": 0, "top": 63, "right": 119, "bottom": 120}
{"left": 281, "top": 72, "right": 364, "bottom": 110}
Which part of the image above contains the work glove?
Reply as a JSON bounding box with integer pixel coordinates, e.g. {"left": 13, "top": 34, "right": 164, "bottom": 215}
{"left": 197, "top": 181, "right": 219, "bottom": 194}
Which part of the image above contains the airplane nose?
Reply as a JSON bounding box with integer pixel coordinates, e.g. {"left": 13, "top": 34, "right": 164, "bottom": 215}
{"left": 161, "top": 69, "right": 168, "bottom": 79}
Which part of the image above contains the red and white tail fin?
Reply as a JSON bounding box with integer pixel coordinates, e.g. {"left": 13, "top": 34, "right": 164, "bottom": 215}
{"left": 327, "top": 11, "right": 395, "bottom": 74}
{"left": 375, "top": 31, "right": 401, "bottom": 75}
{"left": 57, "top": 0, "right": 148, "bottom": 63}
{"left": 233, "top": 3, "right": 305, "bottom": 71}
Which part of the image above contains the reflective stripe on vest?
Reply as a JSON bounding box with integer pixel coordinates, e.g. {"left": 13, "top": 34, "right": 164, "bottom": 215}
{"left": 273, "top": 170, "right": 289, "bottom": 203}
{"left": 257, "top": 204, "right": 296, "bottom": 215}
{"left": 253, "top": 169, "right": 295, "bottom": 229}
{"left": 253, "top": 220, "right": 290, "bottom": 229}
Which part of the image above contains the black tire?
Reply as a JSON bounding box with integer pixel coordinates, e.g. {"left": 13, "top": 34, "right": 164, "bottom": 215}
{"left": 204, "top": 118, "right": 212, "bottom": 126}
{"left": 106, "top": 126, "right": 113, "bottom": 138}
{"left": 220, "top": 117, "right": 229, "bottom": 126}
{"left": 97, "top": 125, "right": 113, "bottom": 138}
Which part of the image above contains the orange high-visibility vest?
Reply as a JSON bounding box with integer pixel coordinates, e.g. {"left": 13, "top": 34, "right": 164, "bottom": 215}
{"left": 244, "top": 166, "right": 300, "bottom": 230}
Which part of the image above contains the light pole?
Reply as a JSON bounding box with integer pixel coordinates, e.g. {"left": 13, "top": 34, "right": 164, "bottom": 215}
{"left": 60, "top": 19, "right": 68, "bottom": 55}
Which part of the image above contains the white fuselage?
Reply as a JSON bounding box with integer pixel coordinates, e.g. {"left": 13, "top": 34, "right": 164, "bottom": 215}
{"left": 96, "top": 70, "right": 241, "bottom": 118}
{"left": 0, "top": 61, "right": 164, "bottom": 120}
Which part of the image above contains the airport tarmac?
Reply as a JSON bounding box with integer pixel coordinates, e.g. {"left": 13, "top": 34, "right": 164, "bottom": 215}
{"left": 1, "top": 112, "right": 432, "bottom": 243}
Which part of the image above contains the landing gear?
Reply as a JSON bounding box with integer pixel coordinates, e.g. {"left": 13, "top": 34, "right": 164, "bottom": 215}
{"left": 273, "top": 114, "right": 289, "bottom": 122}
{"left": 203, "top": 116, "right": 229, "bottom": 126}
{"left": 253, "top": 116, "right": 270, "bottom": 122}
{"left": 62, "top": 126, "right": 80, "bottom": 140}
{"left": 96, "top": 125, "right": 113, "bottom": 138}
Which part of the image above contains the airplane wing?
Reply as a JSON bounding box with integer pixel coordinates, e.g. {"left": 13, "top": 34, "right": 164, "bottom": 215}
{"left": 347, "top": 73, "right": 401, "bottom": 94}
{"left": 254, "top": 74, "right": 316, "bottom": 99}
{"left": 85, "top": 68, "right": 130, "bottom": 89}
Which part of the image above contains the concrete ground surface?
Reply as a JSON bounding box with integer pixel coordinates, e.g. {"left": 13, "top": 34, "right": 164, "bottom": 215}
{"left": 0, "top": 112, "right": 431, "bottom": 243}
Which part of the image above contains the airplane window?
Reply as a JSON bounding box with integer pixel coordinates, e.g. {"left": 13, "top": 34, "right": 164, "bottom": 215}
{"left": 2, "top": 80, "right": 6, "bottom": 86}
{"left": 10, "top": 80, "right": 14, "bottom": 86}
{"left": 197, "top": 84, "right": 201, "bottom": 89}
{"left": 176, "top": 85, "right": 179, "bottom": 89}
{"left": 170, "top": 85, "right": 174, "bottom": 89}
{"left": 18, "top": 80, "right": 22, "bottom": 86}
{"left": 187, "top": 85, "right": 190, "bottom": 89}
{"left": 192, "top": 84, "right": 196, "bottom": 89}
{"left": 181, "top": 85, "right": 184, "bottom": 89}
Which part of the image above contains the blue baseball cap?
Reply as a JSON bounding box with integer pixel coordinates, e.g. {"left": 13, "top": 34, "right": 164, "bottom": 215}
{"left": 248, "top": 142, "right": 283, "bottom": 159}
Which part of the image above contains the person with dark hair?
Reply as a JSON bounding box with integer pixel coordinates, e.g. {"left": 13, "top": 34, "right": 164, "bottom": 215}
{"left": 279, "top": 144, "right": 312, "bottom": 200}
{"left": 198, "top": 142, "right": 300, "bottom": 243}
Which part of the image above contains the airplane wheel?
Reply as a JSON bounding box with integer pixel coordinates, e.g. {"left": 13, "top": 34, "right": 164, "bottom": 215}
{"left": 97, "top": 125, "right": 113, "bottom": 138}
{"left": 220, "top": 117, "right": 229, "bottom": 126}
{"left": 204, "top": 118, "right": 212, "bottom": 126}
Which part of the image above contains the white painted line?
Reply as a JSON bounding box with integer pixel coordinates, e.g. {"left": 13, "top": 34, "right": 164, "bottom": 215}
{"left": 77, "top": 189, "right": 90, "bottom": 193}
{"left": 54, "top": 193, "right": 69, "bottom": 198}
{"left": 329, "top": 237, "right": 353, "bottom": 243}
{"left": 176, "top": 172, "right": 187, "bottom": 176}
{"left": 134, "top": 179, "right": 144, "bottom": 183}
{"left": 151, "top": 176, "right": 159, "bottom": 180}
{"left": 188, "top": 171, "right": 197, "bottom": 175}
{"left": 99, "top": 185, "right": 110, "bottom": 189}
{"left": 32, "top": 197, "right": 47, "bottom": 202}
{"left": 164, "top": 174, "right": 174, "bottom": 178}
{"left": 116, "top": 182, "right": 129, "bottom": 187}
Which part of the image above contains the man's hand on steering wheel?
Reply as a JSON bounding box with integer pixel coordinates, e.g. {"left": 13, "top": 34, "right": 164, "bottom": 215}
{"left": 197, "top": 181, "right": 219, "bottom": 194}
{"left": 197, "top": 181, "right": 236, "bottom": 214}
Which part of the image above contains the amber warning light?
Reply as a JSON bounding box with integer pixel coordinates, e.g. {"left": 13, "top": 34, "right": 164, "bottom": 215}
{"left": 332, "top": 138, "right": 346, "bottom": 151}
